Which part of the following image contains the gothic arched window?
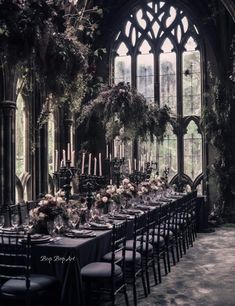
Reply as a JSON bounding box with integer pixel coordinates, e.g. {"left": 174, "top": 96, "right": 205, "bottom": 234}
{"left": 112, "top": 0, "right": 203, "bottom": 190}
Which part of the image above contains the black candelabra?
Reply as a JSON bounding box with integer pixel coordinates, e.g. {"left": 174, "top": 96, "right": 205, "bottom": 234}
{"left": 53, "top": 161, "right": 77, "bottom": 202}
{"left": 109, "top": 157, "right": 125, "bottom": 187}
{"left": 79, "top": 174, "right": 106, "bottom": 210}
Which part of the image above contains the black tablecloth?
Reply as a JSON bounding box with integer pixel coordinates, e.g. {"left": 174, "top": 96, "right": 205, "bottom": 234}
{"left": 32, "top": 230, "right": 112, "bottom": 306}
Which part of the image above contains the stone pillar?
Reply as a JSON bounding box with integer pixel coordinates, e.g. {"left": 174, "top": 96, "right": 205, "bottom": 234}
{"left": 0, "top": 100, "right": 16, "bottom": 208}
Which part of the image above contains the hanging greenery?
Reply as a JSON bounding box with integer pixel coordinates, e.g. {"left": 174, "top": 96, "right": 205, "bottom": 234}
{"left": 0, "top": 0, "right": 104, "bottom": 108}
{"left": 201, "top": 49, "right": 235, "bottom": 218}
{"left": 77, "top": 82, "right": 171, "bottom": 142}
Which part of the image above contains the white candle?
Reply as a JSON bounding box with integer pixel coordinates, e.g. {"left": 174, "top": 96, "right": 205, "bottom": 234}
{"left": 71, "top": 150, "right": 75, "bottom": 167}
{"left": 60, "top": 159, "right": 63, "bottom": 167}
{"left": 119, "top": 145, "right": 122, "bottom": 159}
{"left": 114, "top": 144, "right": 117, "bottom": 158}
{"left": 109, "top": 153, "right": 112, "bottom": 161}
{"left": 146, "top": 152, "right": 149, "bottom": 163}
{"left": 81, "top": 153, "right": 85, "bottom": 174}
{"left": 63, "top": 150, "right": 66, "bottom": 165}
{"left": 142, "top": 160, "right": 145, "bottom": 172}
{"left": 88, "top": 153, "right": 91, "bottom": 175}
{"left": 134, "top": 159, "right": 137, "bottom": 171}
{"left": 138, "top": 159, "right": 141, "bottom": 171}
{"left": 67, "top": 143, "right": 71, "bottom": 160}
{"left": 106, "top": 144, "right": 108, "bottom": 159}
{"left": 99, "top": 153, "right": 102, "bottom": 176}
{"left": 128, "top": 159, "right": 132, "bottom": 174}
{"left": 122, "top": 143, "right": 125, "bottom": 159}
{"left": 93, "top": 157, "right": 97, "bottom": 176}
{"left": 55, "top": 150, "right": 58, "bottom": 171}
{"left": 110, "top": 179, "right": 113, "bottom": 185}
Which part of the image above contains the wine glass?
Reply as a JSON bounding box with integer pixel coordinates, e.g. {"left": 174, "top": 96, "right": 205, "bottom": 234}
{"left": 11, "top": 214, "right": 19, "bottom": 230}
{"left": 23, "top": 215, "right": 34, "bottom": 233}
{"left": 54, "top": 215, "right": 64, "bottom": 234}
{"left": 69, "top": 213, "right": 80, "bottom": 230}
{"left": 0, "top": 215, "right": 5, "bottom": 231}
{"left": 47, "top": 221, "right": 56, "bottom": 237}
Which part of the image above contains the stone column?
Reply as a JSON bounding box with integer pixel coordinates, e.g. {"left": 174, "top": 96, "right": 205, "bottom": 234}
{"left": 0, "top": 100, "right": 16, "bottom": 208}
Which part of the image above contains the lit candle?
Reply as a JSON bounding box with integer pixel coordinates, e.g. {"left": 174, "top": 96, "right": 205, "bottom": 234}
{"left": 88, "top": 153, "right": 91, "bottom": 175}
{"left": 128, "top": 159, "right": 132, "bottom": 174}
{"left": 134, "top": 159, "right": 137, "bottom": 171}
{"left": 63, "top": 150, "right": 66, "bottom": 165}
{"left": 93, "top": 157, "right": 97, "bottom": 176}
{"left": 67, "top": 143, "right": 71, "bottom": 160}
{"left": 114, "top": 144, "right": 117, "bottom": 158}
{"left": 106, "top": 144, "right": 109, "bottom": 159}
{"left": 71, "top": 150, "right": 75, "bottom": 167}
{"left": 55, "top": 150, "right": 58, "bottom": 171}
{"left": 99, "top": 153, "right": 102, "bottom": 176}
{"left": 81, "top": 153, "right": 85, "bottom": 174}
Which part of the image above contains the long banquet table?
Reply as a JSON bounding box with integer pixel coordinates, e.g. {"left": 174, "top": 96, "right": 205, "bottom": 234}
{"left": 31, "top": 191, "right": 197, "bottom": 306}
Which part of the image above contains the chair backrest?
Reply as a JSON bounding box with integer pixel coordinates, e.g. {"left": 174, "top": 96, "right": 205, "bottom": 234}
{"left": 111, "top": 221, "right": 127, "bottom": 278}
{"left": 133, "top": 212, "right": 147, "bottom": 257}
{"left": 0, "top": 232, "right": 31, "bottom": 289}
{"left": 146, "top": 209, "right": 158, "bottom": 247}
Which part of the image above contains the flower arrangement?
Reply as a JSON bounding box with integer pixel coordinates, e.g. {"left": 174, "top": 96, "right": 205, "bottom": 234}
{"left": 29, "top": 193, "right": 83, "bottom": 233}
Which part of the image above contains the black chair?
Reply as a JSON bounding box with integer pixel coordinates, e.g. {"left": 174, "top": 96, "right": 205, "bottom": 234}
{"left": 81, "top": 221, "right": 129, "bottom": 306}
{"left": 0, "top": 232, "right": 59, "bottom": 306}
{"left": 108, "top": 213, "right": 148, "bottom": 306}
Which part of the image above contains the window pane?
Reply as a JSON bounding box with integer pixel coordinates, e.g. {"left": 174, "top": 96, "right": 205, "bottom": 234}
{"left": 114, "top": 55, "right": 131, "bottom": 84}
{"left": 137, "top": 51, "right": 154, "bottom": 103}
{"left": 183, "top": 50, "right": 201, "bottom": 116}
{"left": 158, "top": 124, "right": 177, "bottom": 180}
{"left": 184, "top": 121, "right": 202, "bottom": 180}
{"left": 159, "top": 52, "right": 177, "bottom": 114}
{"left": 16, "top": 93, "right": 25, "bottom": 177}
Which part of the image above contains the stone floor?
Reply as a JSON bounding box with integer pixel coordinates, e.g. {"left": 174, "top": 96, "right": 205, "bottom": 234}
{"left": 117, "top": 224, "right": 235, "bottom": 306}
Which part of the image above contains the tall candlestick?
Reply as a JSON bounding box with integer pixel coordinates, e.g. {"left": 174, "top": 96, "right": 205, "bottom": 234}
{"left": 81, "top": 153, "right": 85, "bottom": 174}
{"left": 99, "top": 153, "right": 102, "bottom": 176}
{"left": 128, "top": 159, "right": 132, "bottom": 174}
{"left": 55, "top": 150, "right": 58, "bottom": 171}
{"left": 63, "top": 150, "right": 66, "bottom": 165}
{"left": 67, "top": 143, "right": 71, "bottom": 160}
{"left": 122, "top": 143, "right": 125, "bottom": 159}
{"left": 106, "top": 144, "right": 108, "bottom": 159}
{"left": 114, "top": 144, "right": 117, "bottom": 158}
{"left": 88, "top": 153, "right": 91, "bottom": 175}
{"left": 93, "top": 157, "right": 97, "bottom": 176}
{"left": 71, "top": 150, "right": 75, "bottom": 167}
{"left": 134, "top": 159, "right": 137, "bottom": 171}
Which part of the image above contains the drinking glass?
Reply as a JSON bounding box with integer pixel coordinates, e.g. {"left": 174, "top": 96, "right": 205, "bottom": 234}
{"left": 0, "top": 215, "right": 5, "bottom": 230}
{"left": 23, "top": 215, "right": 34, "bottom": 233}
{"left": 69, "top": 213, "right": 80, "bottom": 230}
{"left": 11, "top": 214, "right": 19, "bottom": 230}
{"left": 54, "top": 216, "right": 64, "bottom": 234}
{"left": 47, "top": 221, "right": 56, "bottom": 237}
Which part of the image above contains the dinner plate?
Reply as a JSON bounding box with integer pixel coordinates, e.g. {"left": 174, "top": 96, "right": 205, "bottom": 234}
{"left": 20, "top": 235, "right": 51, "bottom": 244}
{"left": 83, "top": 222, "right": 113, "bottom": 230}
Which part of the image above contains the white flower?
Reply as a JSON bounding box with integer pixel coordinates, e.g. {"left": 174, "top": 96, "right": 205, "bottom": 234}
{"left": 116, "top": 188, "right": 123, "bottom": 194}
{"left": 130, "top": 186, "right": 135, "bottom": 191}
{"left": 96, "top": 193, "right": 101, "bottom": 200}
{"left": 44, "top": 194, "right": 53, "bottom": 200}
{"left": 102, "top": 196, "right": 108, "bottom": 203}
{"left": 137, "top": 191, "right": 143, "bottom": 196}
{"left": 122, "top": 178, "right": 130, "bottom": 185}
{"left": 106, "top": 188, "right": 113, "bottom": 195}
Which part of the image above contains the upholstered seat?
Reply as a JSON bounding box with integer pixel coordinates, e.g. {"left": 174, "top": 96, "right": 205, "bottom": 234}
{"left": 103, "top": 250, "right": 141, "bottom": 264}
{"left": 81, "top": 262, "right": 123, "bottom": 279}
{"left": 125, "top": 240, "right": 153, "bottom": 254}
{"left": 0, "top": 274, "right": 58, "bottom": 297}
